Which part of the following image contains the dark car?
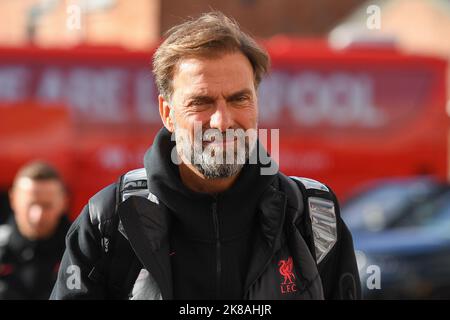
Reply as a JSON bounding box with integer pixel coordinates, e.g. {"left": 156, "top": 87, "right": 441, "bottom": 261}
{"left": 342, "top": 176, "right": 447, "bottom": 233}
{"left": 354, "top": 187, "right": 450, "bottom": 299}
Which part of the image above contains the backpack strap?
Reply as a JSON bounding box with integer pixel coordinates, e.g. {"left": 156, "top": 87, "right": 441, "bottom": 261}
{"left": 87, "top": 168, "right": 152, "bottom": 299}
{"left": 287, "top": 176, "right": 338, "bottom": 265}
{"left": 120, "top": 168, "right": 152, "bottom": 203}
{"left": 89, "top": 168, "right": 152, "bottom": 252}
{"left": 87, "top": 183, "right": 119, "bottom": 286}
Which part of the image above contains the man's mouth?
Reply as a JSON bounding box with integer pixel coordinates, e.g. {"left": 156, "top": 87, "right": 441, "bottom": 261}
{"left": 204, "top": 137, "right": 237, "bottom": 147}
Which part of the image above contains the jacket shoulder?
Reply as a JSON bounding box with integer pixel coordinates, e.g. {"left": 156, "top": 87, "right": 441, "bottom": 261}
{"left": 88, "top": 183, "right": 118, "bottom": 229}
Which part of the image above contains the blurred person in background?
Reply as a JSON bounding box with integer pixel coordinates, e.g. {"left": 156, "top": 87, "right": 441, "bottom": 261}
{"left": 0, "top": 161, "right": 71, "bottom": 299}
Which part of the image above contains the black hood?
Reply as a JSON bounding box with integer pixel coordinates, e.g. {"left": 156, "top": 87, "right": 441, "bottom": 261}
{"left": 143, "top": 127, "right": 279, "bottom": 241}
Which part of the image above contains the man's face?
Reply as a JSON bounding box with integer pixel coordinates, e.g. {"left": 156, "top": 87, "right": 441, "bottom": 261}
{"left": 163, "top": 51, "right": 258, "bottom": 178}
{"left": 10, "top": 178, "right": 67, "bottom": 240}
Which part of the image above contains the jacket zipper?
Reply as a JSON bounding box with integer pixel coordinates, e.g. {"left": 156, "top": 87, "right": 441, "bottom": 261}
{"left": 212, "top": 200, "right": 221, "bottom": 299}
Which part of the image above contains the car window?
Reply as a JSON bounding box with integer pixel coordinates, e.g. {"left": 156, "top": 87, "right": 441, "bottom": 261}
{"left": 392, "top": 191, "right": 450, "bottom": 230}
{"left": 342, "top": 178, "right": 438, "bottom": 232}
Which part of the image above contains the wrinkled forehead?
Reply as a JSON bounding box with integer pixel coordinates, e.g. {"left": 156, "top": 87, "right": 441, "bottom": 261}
{"left": 171, "top": 52, "right": 256, "bottom": 100}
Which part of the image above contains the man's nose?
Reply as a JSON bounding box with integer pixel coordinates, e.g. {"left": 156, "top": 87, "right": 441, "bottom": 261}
{"left": 209, "top": 100, "right": 233, "bottom": 131}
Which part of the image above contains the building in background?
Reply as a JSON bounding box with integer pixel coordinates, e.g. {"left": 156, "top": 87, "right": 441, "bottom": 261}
{"left": 0, "top": 0, "right": 160, "bottom": 48}
{"left": 330, "top": 0, "right": 450, "bottom": 97}
{"left": 0, "top": 0, "right": 361, "bottom": 49}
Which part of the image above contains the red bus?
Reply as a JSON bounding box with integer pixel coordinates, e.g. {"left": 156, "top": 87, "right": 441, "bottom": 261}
{"left": 0, "top": 40, "right": 447, "bottom": 218}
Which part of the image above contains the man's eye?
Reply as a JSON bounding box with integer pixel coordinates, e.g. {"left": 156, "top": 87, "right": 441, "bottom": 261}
{"left": 233, "top": 95, "right": 250, "bottom": 103}
{"left": 190, "top": 100, "right": 210, "bottom": 107}
{"left": 189, "top": 101, "right": 214, "bottom": 112}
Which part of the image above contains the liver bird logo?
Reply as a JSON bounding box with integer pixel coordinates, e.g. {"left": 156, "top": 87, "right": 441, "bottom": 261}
{"left": 278, "top": 257, "right": 295, "bottom": 284}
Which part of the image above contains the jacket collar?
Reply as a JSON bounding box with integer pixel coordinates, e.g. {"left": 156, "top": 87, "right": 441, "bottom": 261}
{"left": 244, "top": 181, "right": 287, "bottom": 295}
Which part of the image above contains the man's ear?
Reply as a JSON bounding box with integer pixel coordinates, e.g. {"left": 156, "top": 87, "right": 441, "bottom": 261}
{"left": 159, "top": 95, "right": 175, "bottom": 132}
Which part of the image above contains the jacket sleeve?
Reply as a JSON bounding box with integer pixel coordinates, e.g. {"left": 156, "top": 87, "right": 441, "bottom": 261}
{"left": 318, "top": 191, "right": 362, "bottom": 300}
{"left": 49, "top": 205, "right": 107, "bottom": 299}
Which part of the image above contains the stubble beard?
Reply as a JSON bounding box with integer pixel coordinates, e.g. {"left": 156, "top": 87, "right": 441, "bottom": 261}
{"left": 173, "top": 121, "right": 257, "bottom": 179}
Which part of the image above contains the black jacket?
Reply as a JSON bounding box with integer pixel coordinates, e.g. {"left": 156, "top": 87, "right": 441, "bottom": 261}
{"left": 0, "top": 215, "right": 70, "bottom": 299}
{"left": 50, "top": 128, "right": 361, "bottom": 300}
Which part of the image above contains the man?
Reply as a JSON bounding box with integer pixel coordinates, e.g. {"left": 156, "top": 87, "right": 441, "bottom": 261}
{"left": 51, "top": 12, "right": 361, "bottom": 300}
{"left": 0, "top": 161, "right": 71, "bottom": 299}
